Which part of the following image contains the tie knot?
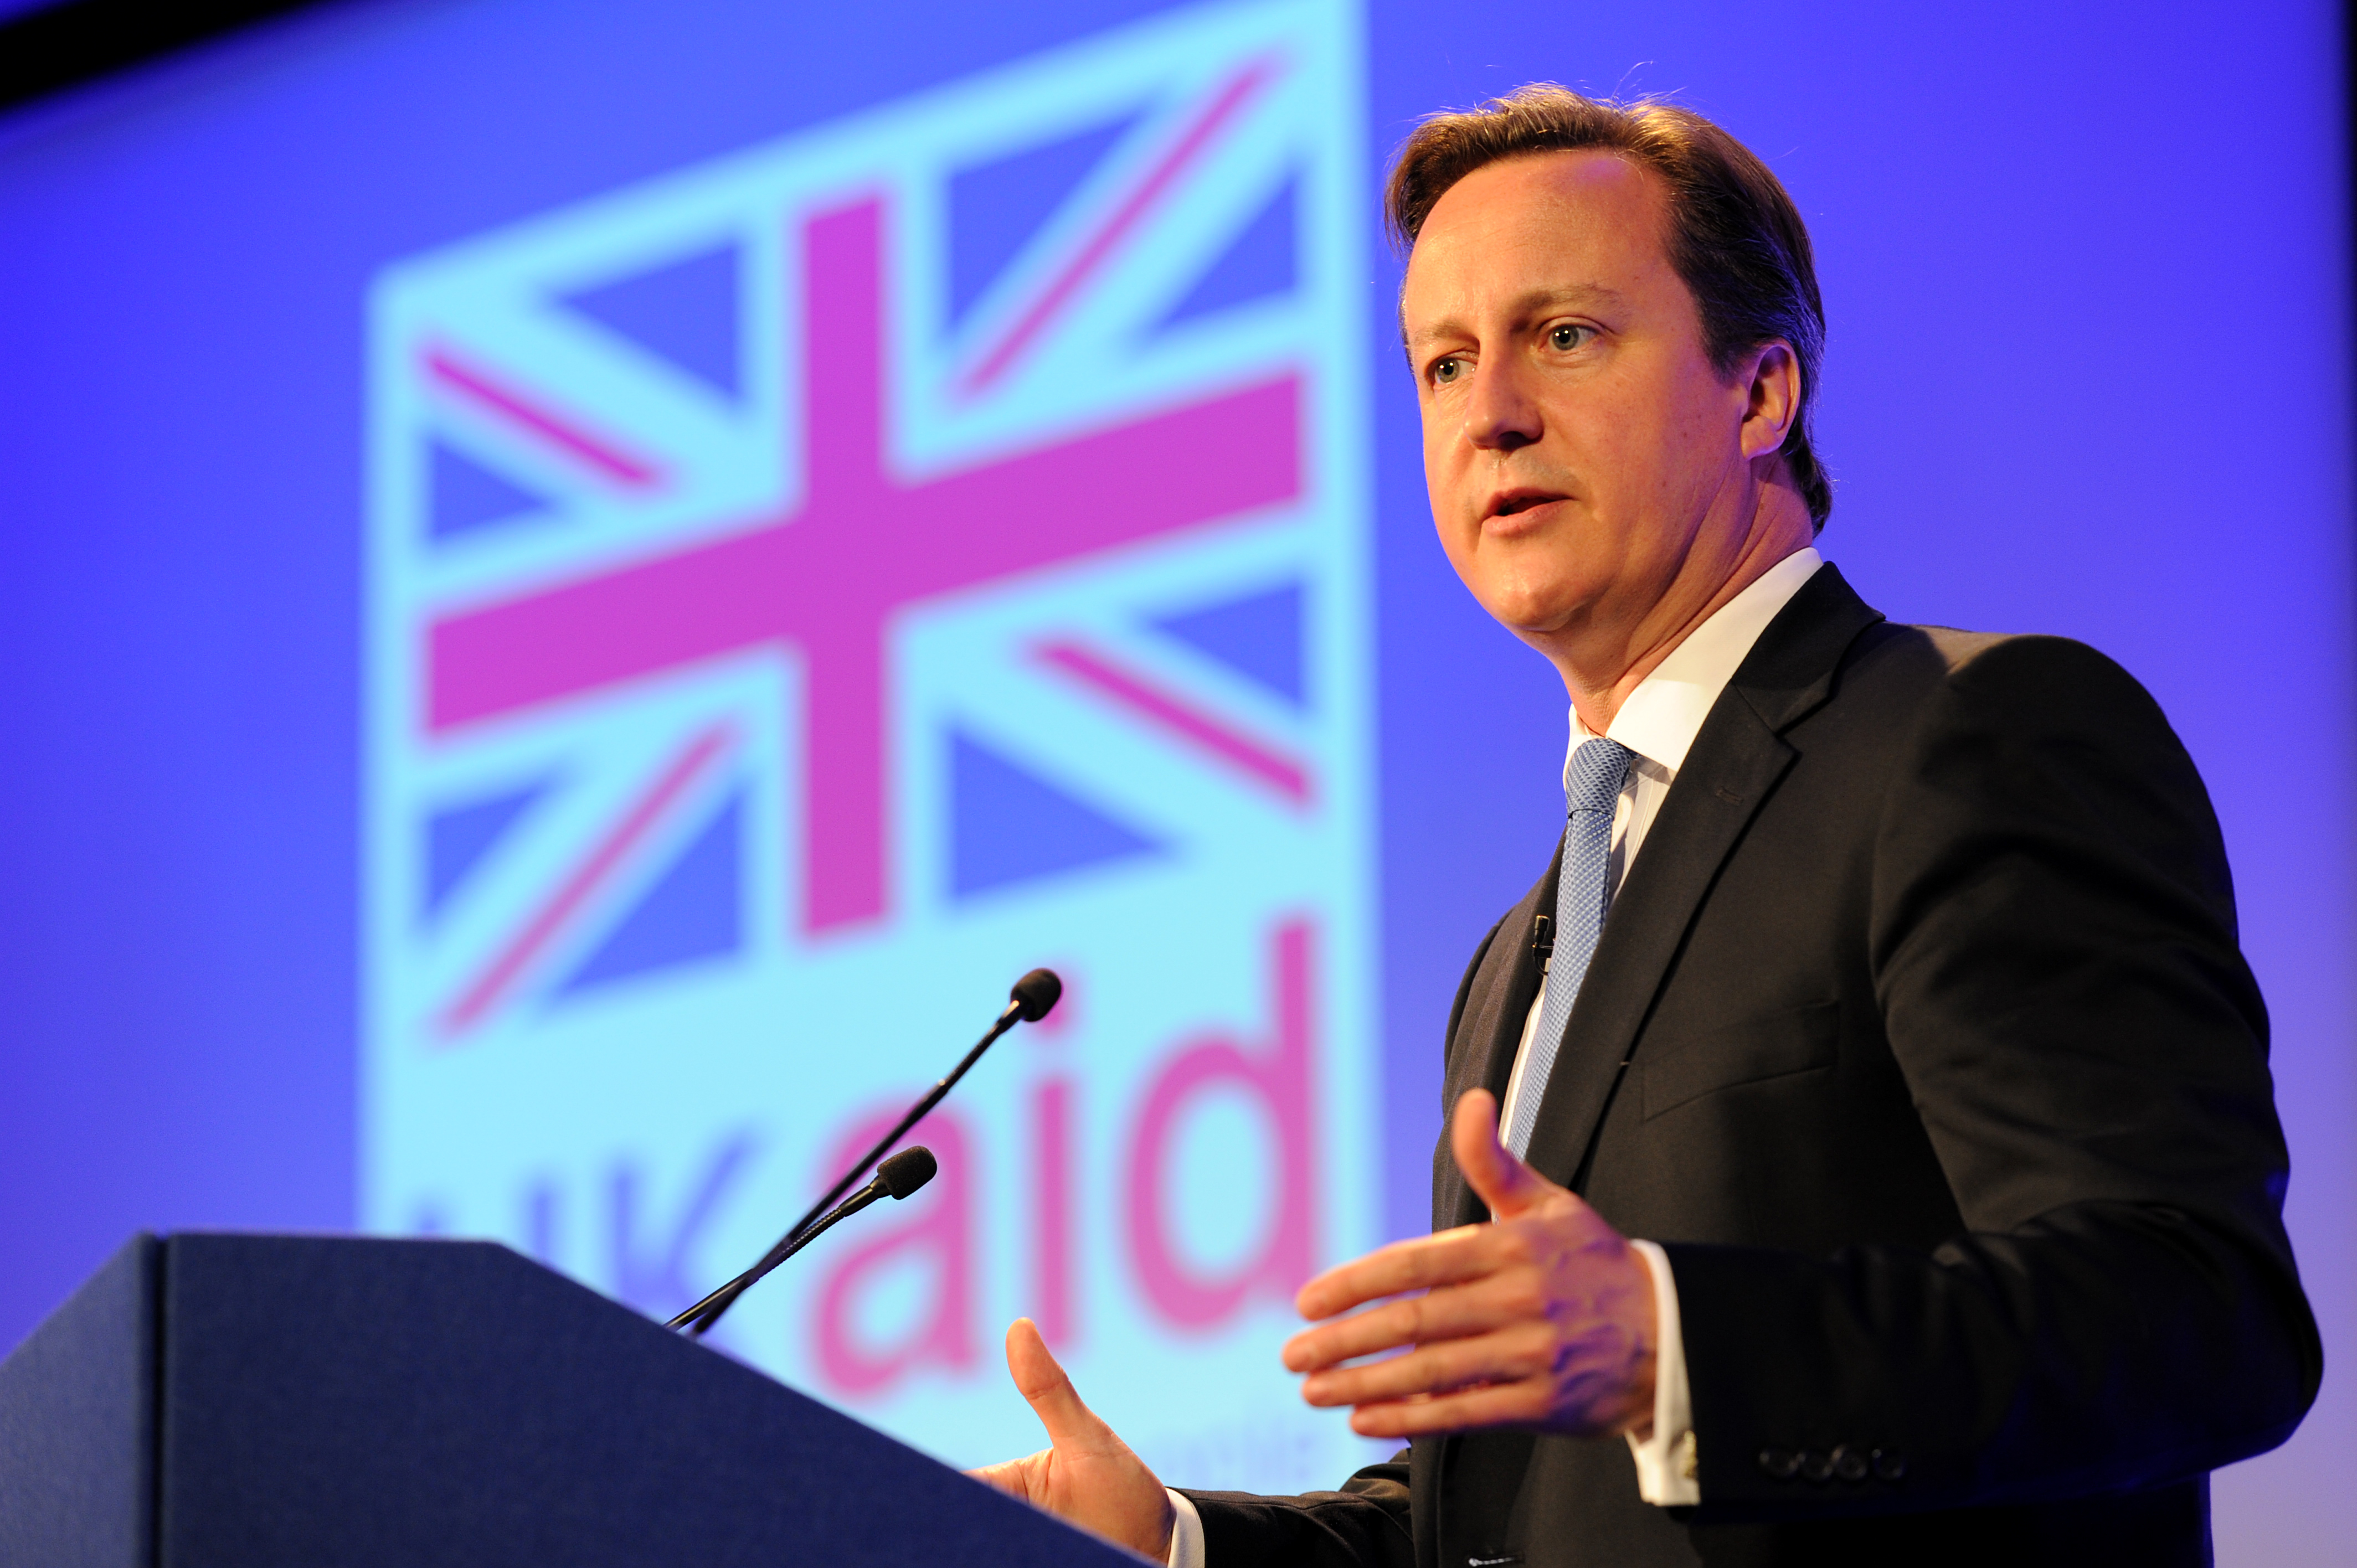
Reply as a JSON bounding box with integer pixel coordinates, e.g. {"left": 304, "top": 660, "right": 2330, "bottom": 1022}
{"left": 1566, "top": 737, "right": 1636, "bottom": 816}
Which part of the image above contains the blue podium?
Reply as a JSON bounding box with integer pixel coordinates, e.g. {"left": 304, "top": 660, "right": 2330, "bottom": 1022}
{"left": 0, "top": 1234, "right": 1130, "bottom": 1567}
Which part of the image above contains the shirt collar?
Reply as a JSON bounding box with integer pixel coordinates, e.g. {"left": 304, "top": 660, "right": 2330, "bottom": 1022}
{"left": 1569, "top": 547, "right": 1825, "bottom": 778}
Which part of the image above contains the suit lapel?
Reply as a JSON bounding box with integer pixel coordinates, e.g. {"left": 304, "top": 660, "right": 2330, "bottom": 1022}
{"left": 1519, "top": 565, "right": 1886, "bottom": 1189}
{"left": 1434, "top": 847, "right": 1560, "bottom": 1230}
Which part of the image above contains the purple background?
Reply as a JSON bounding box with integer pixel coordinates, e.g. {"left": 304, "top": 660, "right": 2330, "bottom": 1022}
{"left": 0, "top": 1, "right": 2346, "bottom": 1559}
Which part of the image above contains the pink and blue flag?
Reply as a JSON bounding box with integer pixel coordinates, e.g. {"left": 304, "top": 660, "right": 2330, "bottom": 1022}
{"left": 364, "top": 0, "right": 1379, "bottom": 1487}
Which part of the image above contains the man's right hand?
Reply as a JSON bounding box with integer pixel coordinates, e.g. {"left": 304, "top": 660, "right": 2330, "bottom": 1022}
{"left": 969, "top": 1318, "right": 1176, "bottom": 1562}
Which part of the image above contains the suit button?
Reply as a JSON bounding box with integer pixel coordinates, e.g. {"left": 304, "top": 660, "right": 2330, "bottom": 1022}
{"left": 1831, "top": 1445, "right": 1867, "bottom": 1482}
{"left": 1798, "top": 1450, "right": 1835, "bottom": 1483}
{"left": 1871, "top": 1448, "right": 1907, "bottom": 1481}
{"left": 1757, "top": 1448, "right": 1802, "bottom": 1481}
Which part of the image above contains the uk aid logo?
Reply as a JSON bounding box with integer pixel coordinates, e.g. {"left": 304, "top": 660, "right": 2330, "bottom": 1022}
{"left": 363, "top": 0, "right": 1378, "bottom": 1484}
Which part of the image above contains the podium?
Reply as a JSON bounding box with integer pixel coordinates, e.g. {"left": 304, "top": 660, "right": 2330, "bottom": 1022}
{"left": 0, "top": 1233, "right": 1134, "bottom": 1567}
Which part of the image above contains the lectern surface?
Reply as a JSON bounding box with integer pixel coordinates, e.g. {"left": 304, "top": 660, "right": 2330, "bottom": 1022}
{"left": 0, "top": 1232, "right": 1136, "bottom": 1568}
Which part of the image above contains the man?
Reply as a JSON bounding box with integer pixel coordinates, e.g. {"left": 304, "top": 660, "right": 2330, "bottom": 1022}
{"left": 975, "top": 87, "right": 2320, "bottom": 1566}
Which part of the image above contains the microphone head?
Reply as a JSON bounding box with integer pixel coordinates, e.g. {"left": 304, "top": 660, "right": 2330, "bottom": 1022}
{"left": 1010, "top": 968, "right": 1063, "bottom": 1023}
{"left": 877, "top": 1146, "right": 938, "bottom": 1200}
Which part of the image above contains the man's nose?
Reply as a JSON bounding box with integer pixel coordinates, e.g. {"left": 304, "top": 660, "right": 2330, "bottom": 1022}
{"left": 1461, "top": 359, "right": 1542, "bottom": 452}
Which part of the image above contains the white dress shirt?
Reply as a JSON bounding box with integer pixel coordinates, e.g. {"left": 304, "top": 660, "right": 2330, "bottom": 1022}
{"left": 1167, "top": 547, "right": 1826, "bottom": 1560}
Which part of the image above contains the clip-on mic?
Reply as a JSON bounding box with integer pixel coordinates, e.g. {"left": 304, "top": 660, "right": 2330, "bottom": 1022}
{"left": 669, "top": 967, "right": 1062, "bottom": 1336}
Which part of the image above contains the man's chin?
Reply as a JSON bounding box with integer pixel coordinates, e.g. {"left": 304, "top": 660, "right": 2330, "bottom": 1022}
{"left": 1464, "top": 576, "right": 1598, "bottom": 641}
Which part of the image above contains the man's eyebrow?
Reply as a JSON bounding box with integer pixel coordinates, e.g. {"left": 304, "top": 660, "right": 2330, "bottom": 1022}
{"left": 1401, "top": 283, "right": 1630, "bottom": 353}
{"left": 1512, "top": 282, "right": 1628, "bottom": 312}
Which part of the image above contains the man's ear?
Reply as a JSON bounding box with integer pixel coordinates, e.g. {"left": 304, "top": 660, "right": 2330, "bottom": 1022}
{"left": 1738, "top": 340, "right": 1801, "bottom": 462}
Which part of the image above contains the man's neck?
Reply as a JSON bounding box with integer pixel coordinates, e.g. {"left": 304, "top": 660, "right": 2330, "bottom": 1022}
{"left": 1553, "top": 491, "right": 1814, "bottom": 735}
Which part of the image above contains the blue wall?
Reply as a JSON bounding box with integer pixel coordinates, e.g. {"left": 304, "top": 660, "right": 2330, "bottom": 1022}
{"left": 0, "top": 0, "right": 2348, "bottom": 1557}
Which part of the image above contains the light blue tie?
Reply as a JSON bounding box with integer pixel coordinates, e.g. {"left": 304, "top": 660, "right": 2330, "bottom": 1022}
{"left": 1504, "top": 737, "right": 1638, "bottom": 1159}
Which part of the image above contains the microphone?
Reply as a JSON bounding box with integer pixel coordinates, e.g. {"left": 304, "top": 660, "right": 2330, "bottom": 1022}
{"left": 871, "top": 1144, "right": 941, "bottom": 1198}
{"left": 670, "top": 969, "right": 1062, "bottom": 1336}
{"left": 667, "top": 1148, "right": 936, "bottom": 1331}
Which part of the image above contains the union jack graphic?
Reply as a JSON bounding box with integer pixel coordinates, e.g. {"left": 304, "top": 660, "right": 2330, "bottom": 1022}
{"left": 373, "top": 11, "right": 1358, "bottom": 1039}
{"left": 363, "top": 0, "right": 1378, "bottom": 1484}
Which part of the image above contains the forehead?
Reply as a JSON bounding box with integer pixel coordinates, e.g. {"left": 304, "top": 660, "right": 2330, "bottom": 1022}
{"left": 1401, "top": 149, "right": 1676, "bottom": 329}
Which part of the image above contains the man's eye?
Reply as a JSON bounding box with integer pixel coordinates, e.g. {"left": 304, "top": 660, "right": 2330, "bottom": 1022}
{"left": 1430, "top": 357, "right": 1463, "bottom": 385}
{"left": 1550, "top": 324, "right": 1589, "bottom": 350}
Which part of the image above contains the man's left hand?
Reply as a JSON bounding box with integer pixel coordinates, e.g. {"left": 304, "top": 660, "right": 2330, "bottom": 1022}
{"left": 1283, "top": 1089, "right": 1658, "bottom": 1441}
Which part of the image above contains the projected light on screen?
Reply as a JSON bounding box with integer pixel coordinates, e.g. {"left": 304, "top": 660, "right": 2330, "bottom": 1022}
{"left": 359, "top": 0, "right": 1381, "bottom": 1482}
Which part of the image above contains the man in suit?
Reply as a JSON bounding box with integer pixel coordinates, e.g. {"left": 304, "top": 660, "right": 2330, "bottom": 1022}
{"left": 974, "top": 87, "right": 2321, "bottom": 1566}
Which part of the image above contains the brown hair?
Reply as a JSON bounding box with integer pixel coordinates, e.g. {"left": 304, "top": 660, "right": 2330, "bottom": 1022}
{"left": 1386, "top": 85, "right": 1832, "bottom": 529}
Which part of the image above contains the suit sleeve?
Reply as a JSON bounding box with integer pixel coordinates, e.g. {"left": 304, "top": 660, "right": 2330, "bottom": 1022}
{"left": 1668, "top": 636, "right": 2320, "bottom": 1517}
{"left": 1180, "top": 1456, "right": 1414, "bottom": 1568}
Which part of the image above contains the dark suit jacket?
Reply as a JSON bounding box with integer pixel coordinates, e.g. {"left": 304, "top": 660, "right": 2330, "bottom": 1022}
{"left": 1184, "top": 566, "right": 2319, "bottom": 1567}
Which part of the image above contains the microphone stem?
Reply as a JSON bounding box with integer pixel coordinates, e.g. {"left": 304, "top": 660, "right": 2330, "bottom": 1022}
{"left": 670, "top": 998, "right": 1025, "bottom": 1336}
{"left": 672, "top": 1180, "right": 884, "bottom": 1332}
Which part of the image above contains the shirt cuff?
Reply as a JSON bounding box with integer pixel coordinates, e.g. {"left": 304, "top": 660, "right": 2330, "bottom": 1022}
{"left": 1165, "top": 1488, "right": 1205, "bottom": 1568}
{"left": 1623, "top": 1239, "right": 1699, "bottom": 1505}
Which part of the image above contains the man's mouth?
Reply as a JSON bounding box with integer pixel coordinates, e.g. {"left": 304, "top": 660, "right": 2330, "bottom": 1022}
{"left": 1485, "top": 489, "right": 1569, "bottom": 520}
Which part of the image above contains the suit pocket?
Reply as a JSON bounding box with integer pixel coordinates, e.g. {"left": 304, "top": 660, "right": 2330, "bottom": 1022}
{"left": 1638, "top": 1002, "right": 1840, "bottom": 1121}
